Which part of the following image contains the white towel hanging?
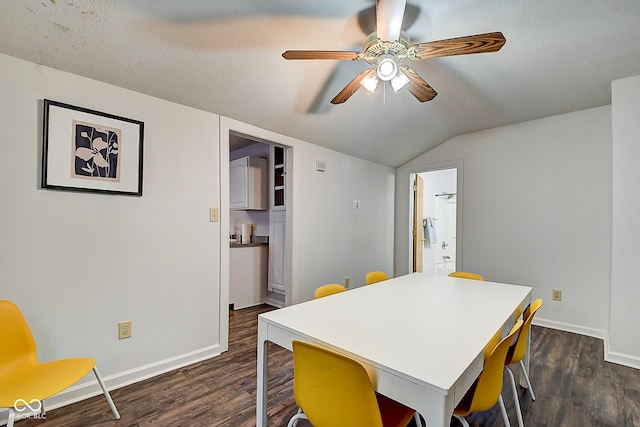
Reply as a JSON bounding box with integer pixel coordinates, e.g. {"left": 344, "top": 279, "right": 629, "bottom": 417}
{"left": 424, "top": 217, "right": 437, "bottom": 244}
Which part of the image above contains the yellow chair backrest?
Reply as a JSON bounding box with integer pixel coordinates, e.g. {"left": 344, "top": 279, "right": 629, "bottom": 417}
{"left": 457, "top": 319, "right": 523, "bottom": 415}
{"left": 365, "top": 271, "right": 389, "bottom": 285}
{"left": 314, "top": 284, "right": 346, "bottom": 299}
{"left": 0, "top": 300, "right": 37, "bottom": 374}
{"left": 506, "top": 299, "right": 543, "bottom": 365}
{"left": 292, "top": 340, "right": 385, "bottom": 427}
{"left": 448, "top": 271, "right": 484, "bottom": 281}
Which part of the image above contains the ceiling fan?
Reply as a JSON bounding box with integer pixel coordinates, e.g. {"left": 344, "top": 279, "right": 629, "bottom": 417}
{"left": 282, "top": 0, "right": 506, "bottom": 104}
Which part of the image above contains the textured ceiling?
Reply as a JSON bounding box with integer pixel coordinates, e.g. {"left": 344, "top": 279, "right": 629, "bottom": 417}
{"left": 1, "top": 0, "right": 639, "bottom": 167}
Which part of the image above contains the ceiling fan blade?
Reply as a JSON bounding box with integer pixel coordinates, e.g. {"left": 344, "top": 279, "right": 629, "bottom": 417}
{"left": 331, "top": 69, "right": 376, "bottom": 104}
{"left": 376, "top": 0, "right": 406, "bottom": 41}
{"left": 401, "top": 67, "right": 437, "bottom": 102}
{"left": 410, "top": 32, "right": 506, "bottom": 60}
{"left": 282, "top": 50, "right": 360, "bottom": 60}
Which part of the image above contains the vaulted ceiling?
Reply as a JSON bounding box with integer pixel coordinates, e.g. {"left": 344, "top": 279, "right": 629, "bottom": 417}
{"left": 2, "top": 0, "right": 639, "bottom": 167}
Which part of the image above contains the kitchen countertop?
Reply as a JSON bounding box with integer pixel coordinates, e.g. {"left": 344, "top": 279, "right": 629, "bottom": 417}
{"left": 230, "top": 242, "right": 268, "bottom": 248}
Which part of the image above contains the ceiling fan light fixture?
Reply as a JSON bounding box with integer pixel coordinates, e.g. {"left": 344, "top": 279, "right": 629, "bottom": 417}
{"left": 390, "top": 69, "right": 410, "bottom": 92}
{"left": 360, "top": 73, "right": 379, "bottom": 93}
{"left": 376, "top": 56, "right": 397, "bottom": 81}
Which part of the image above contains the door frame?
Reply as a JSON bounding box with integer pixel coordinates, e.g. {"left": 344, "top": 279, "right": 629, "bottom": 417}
{"left": 413, "top": 174, "right": 424, "bottom": 272}
{"left": 408, "top": 160, "right": 464, "bottom": 275}
{"left": 219, "top": 117, "right": 294, "bottom": 353}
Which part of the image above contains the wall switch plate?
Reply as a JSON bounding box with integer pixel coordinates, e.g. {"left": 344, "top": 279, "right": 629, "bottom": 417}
{"left": 345, "top": 277, "right": 350, "bottom": 288}
{"left": 209, "top": 208, "right": 219, "bottom": 222}
{"left": 118, "top": 320, "right": 132, "bottom": 340}
{"left": 315, "top": 161, "right": 326, "bottom": 172}
{"left": 552, "top": 289, "right": 562, "bottom": 301}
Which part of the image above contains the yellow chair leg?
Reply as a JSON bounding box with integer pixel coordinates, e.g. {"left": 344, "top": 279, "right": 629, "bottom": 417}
{"left": 519, "top": 360, "right": 536, "bottom": 400}
{"left": 498, "top": 394, "right": 511, "bottom": 427}
{"left": 506, "top": 367, "right": 524, "bottom": 427}
{"left": 286, "top": 409, "right": 307, "bottom": 427}
{"left": 454, "top": 414, "right": 470, "bottom": 427}
{"left": 413, "top": 412, "right": 422, "bottom": 426}
{"left": 7, "top": 408, "right": 16, "bottom": 427}
{"left": 93, "top": 367, "right": 121, "bottom": 419}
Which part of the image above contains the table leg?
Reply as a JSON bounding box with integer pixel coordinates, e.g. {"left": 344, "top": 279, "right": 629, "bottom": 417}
{"left": 414, "top": 397, "right": 450, "bottom": 427}
{"left": 256, "top": 322, "right": 268, "bottom": 427}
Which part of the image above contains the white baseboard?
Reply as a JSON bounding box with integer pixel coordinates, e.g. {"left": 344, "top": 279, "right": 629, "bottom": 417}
{"left": 603, "top": 336, "right": 640, "bottom": 370}
{"left": 0, "top": 343, "right": 223, "bottom": 426}
{"left": 533, "top": 317, "right": 607, "bottom": 339}
{"left": 232, "top": 301, "right": 267, "bottom": 310}
{"left": 534, "top": 317, "right": 640, "bottom": 370}
{"left": 265, "top": 297, "right": 284, "bottom": 308}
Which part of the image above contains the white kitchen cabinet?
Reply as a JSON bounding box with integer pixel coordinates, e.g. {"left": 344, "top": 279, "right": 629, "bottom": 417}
{"left": 268, "top": 210, "right": 286, "bottom": 294}
{"left": 270, "top": 145, "right": 286, "bottom": 211}
{"left": 230, "top": 244, "right": 268, "bottom": 309}
{"left": 230, "top": 156, "right": 267, "bottom": 210}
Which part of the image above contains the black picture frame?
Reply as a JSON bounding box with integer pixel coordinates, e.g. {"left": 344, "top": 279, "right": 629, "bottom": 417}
{"left": 42, "top": 99, "right": 144, "bottom": 196}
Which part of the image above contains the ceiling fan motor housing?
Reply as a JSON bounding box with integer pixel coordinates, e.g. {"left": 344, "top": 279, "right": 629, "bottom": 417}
{"left": 361, "top": 31, "right": 410, "bottom": 66}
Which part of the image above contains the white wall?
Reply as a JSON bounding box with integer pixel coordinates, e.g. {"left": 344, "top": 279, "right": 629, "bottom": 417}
{"left": 396, "top": 106, "right": 612, "bottom": 339}
{"left": 0, "top": 53, "right": 223, "bottom": 410}
{"left": 290, "top": 140, "right": 396, "bottom": 301}
{"left": 611, "top": 74, "right": 640, "bottom": 368}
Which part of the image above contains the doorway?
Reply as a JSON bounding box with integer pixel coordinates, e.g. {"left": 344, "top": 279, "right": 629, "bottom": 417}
{"left": 411, "top": 168, "right": 458, "bottom": 275}
{"left": 228, "top": 132, "right": 291, "bottom": 309}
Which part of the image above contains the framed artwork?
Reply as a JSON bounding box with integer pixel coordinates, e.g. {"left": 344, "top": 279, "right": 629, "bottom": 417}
{"left": 42, "top": 99, "right": 144, "bottom": 196}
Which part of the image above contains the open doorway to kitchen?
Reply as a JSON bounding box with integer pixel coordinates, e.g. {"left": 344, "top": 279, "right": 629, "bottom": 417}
{"left": 411, "top": 167, "right": 458, "bottom": 275}
{"left": 228, "top": 131, "right": 291, "bottom": 309}
{"left": 219, "top": 119, "right": 294, "bottom": 356}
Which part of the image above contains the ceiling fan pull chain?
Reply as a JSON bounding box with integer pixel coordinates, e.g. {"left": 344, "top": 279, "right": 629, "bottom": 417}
{"left": 383, "top": 82, "right": 387, "bottom": 104}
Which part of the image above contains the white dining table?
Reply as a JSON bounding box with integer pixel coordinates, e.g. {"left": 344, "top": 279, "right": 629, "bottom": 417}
{"left": 256, "top": 273, "right": 532, "bottom": 427}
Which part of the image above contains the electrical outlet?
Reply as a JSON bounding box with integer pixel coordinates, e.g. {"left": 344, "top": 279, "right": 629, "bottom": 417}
{"left": 118, "top": 320, "right": 132, "bottom": 340}
{"left": 345, "top": 277, "right": 350, "bottom": 288}
{"left": 552, "top": 289, "right": 562, "bottom": 301}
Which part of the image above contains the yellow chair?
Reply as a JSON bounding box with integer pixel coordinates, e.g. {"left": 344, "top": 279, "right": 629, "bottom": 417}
{"left": 453, "top": 319, "right": 524, "bottom": 427}
{"left": 365, "top": 271, "right": 389, "bottom": 285}
{"left": 504, "top": 299, "right": 543, "bottom": 427}
{"left": 448, "top": 271, "right": 485, "bottom": 281}
{"left": 287, "top": 340, "right": 418, "bottom": 427}
{"left": 314, "top": 284, "right": 347, "bottom": 299}
{"left": 0, "top": 300, "right": 120, "bottom": 427}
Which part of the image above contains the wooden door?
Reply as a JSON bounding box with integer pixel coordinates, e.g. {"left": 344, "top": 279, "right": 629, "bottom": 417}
{"left": 413, "top": 174, "right": 424, "bottom": 272}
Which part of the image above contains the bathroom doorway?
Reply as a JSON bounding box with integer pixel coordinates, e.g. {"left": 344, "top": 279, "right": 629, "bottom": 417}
{"left": 411, "top": 168, "right": 458, "bottom": 275}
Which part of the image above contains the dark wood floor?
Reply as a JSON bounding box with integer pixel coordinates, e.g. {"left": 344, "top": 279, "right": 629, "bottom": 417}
{"left": 17, "top": 304, "right": 640, "bottom": 427}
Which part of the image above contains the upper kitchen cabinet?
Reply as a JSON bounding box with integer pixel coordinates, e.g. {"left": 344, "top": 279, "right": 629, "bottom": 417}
{"left": 271, "top": 145, "right": 286, "bottom": 211}
{"left": 230, "top": 156, "right": 268, "bottom": 210}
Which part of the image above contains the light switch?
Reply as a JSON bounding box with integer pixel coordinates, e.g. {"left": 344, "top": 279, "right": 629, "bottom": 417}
{"left": 210, "top": 208, "right": 219, "bottom": 222}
